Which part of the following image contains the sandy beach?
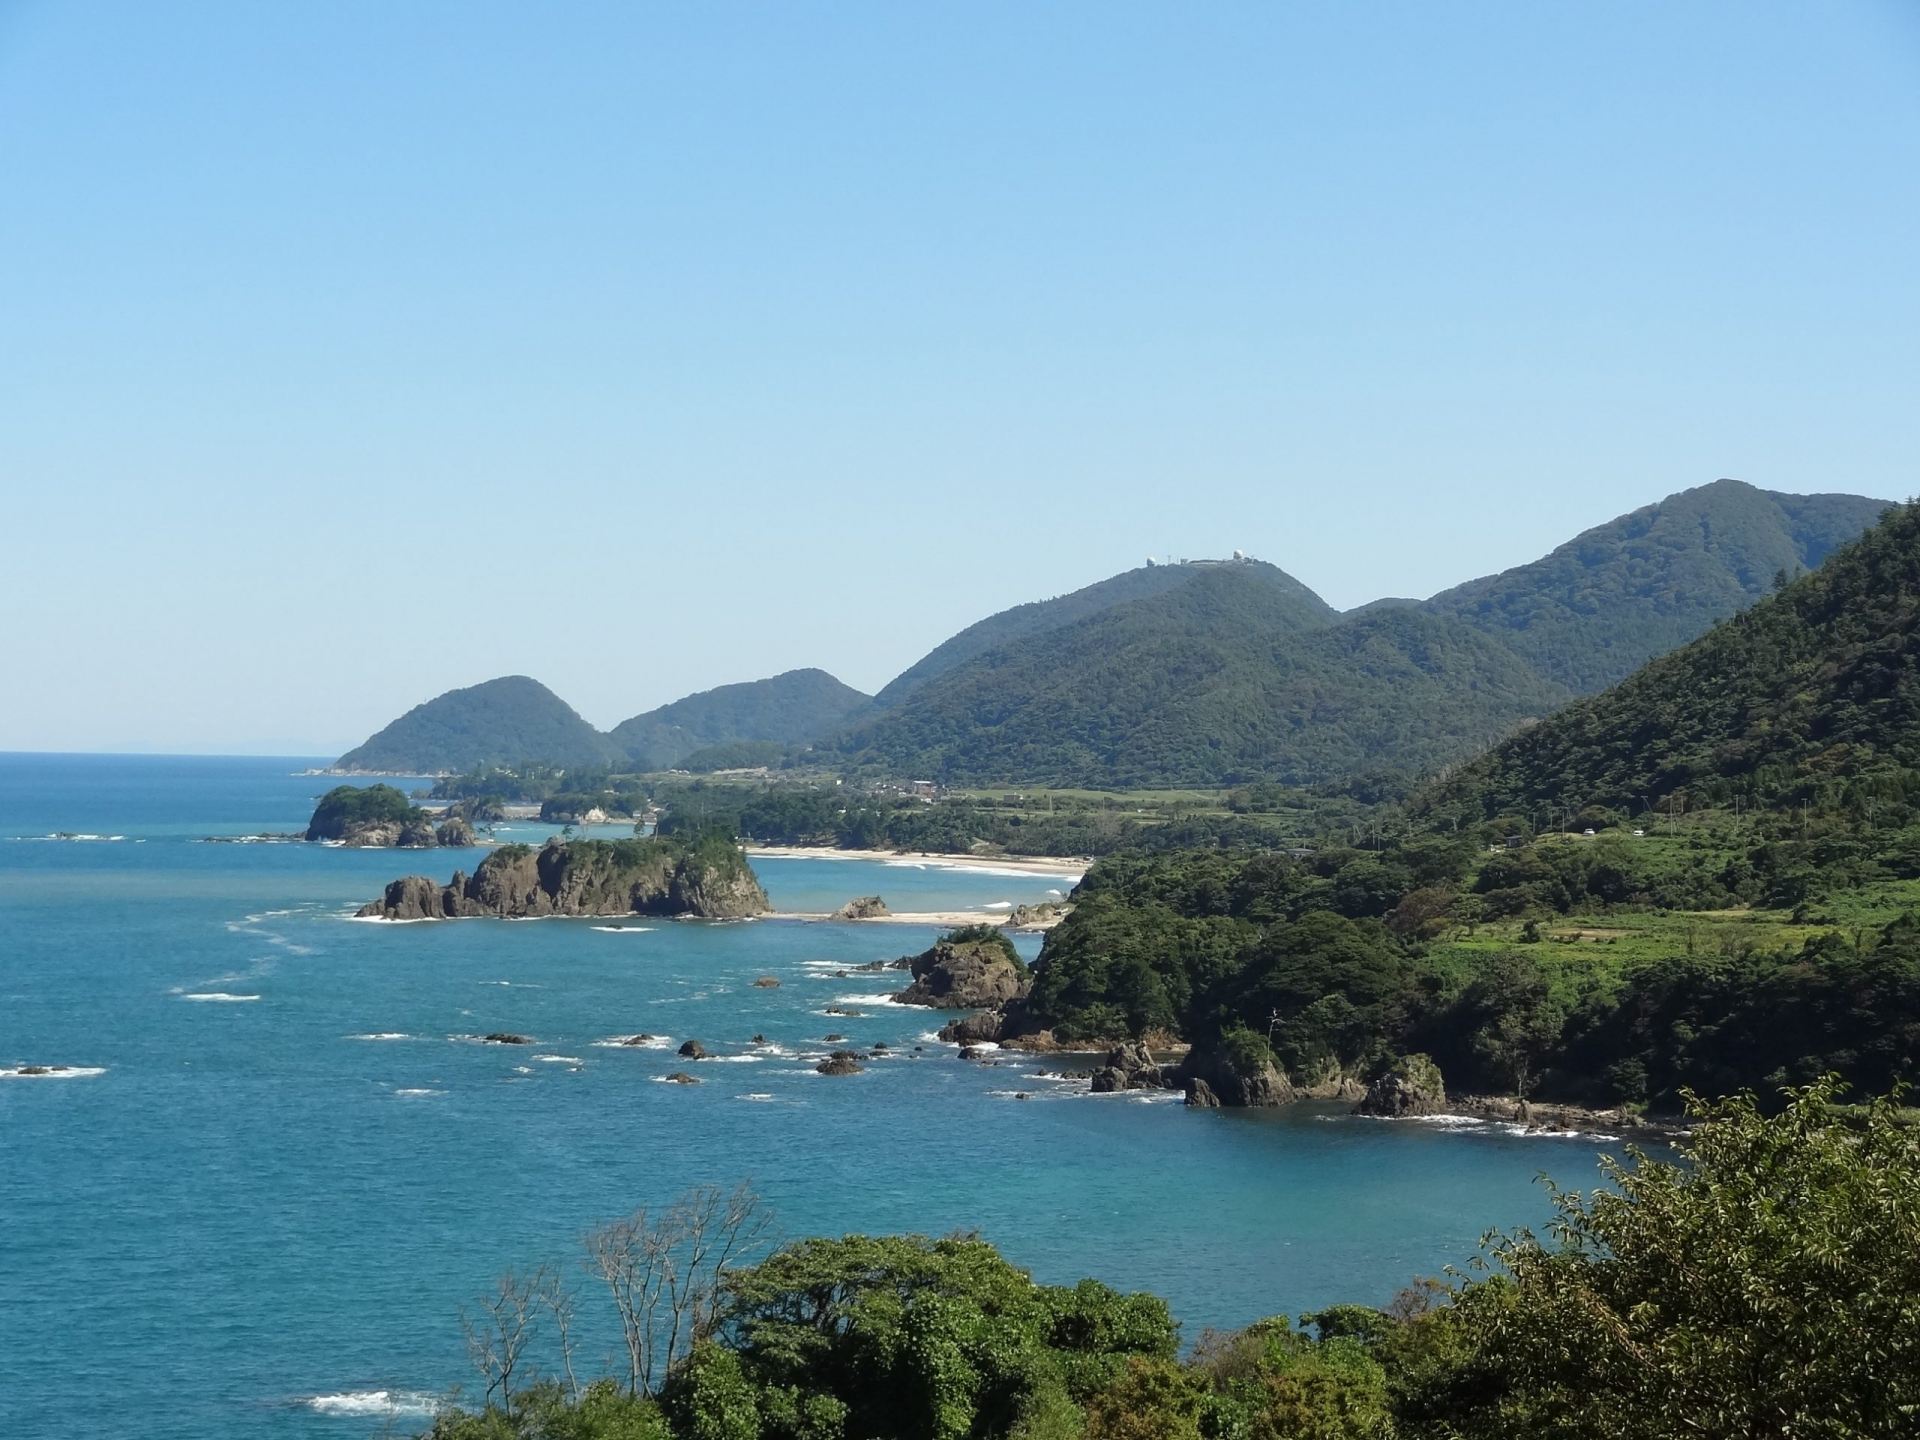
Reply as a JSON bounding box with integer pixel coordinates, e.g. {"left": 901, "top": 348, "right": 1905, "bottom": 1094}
{"left": 746, "top": 845, "right": 1089, "bottom": 879}
{"left": 767, "top": 908, "right": 1069, "bottom": 931}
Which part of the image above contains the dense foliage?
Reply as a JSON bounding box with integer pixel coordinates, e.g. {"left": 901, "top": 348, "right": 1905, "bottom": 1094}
{"left": 651, "top": 780, "right": 1367, "bottom": 859}
{"left": 1023, "top": 833, "right": 1920, "bottom": 1107}
{"left": 422, "top": 1086, "right": 1920, "bottom": 1438}
{"left": 335, "top": 676, "right": 616, "bottom": 774}
{"left": 1423, "top": 499, "right": 1920, "bottom": 823}
{"left": 871, "top": 561, "right": 1301, "bottom": 708}
{"left": 837, "top": 567, "right": 1565, "bottom": 788}
{"left": 609, "top": 669, "right": 872, "bottom": 771}
{"left": 1423, "top": 478, "right": 1888, "bottom": 692}
{"left": 304, "top": 782, "right": 424, "bottom": 840}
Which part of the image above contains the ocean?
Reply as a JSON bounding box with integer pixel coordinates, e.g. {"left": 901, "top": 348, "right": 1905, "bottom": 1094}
{"left": 1, "top": 754, "right": 1627, "bottom": 1439}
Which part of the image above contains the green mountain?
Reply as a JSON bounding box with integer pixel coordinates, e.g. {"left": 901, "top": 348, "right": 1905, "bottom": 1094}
{"left": 873, "top": 560, "right": 1311, "bottom": 707}
{"left": 837, "top": 560, "right": 1564, "bottom": 787}
{"left": 333, "top": 676, "right": 615, "bottom": 774}
{"left": 1422, "top": 498, "right": 1920, "bottom": 821}
{"left": 844, "top": 481, "right": 1889, "bottom": 789}
{"left": 1421, "top": 478, "right": 1890, "bottom": 692}
{"left": 608, "top": 668, "right": 872, "bottom": 770}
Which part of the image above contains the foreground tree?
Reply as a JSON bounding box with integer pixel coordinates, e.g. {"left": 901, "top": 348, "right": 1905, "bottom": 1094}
{"left": 1402, "top": 1079, "right": 1920, "bottom": 1437}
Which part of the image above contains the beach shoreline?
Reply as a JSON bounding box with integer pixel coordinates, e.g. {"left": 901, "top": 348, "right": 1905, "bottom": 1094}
{"left": 767, "top": 907, "right": 1069, "bottom": 931}
{"left": 746, "top": 845, "right": 1088, "bottom": 878}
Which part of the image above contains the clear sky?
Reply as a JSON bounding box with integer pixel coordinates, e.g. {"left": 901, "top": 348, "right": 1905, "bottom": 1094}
{"left": 2, "top": 2, "right": 1915, "bottom": 754}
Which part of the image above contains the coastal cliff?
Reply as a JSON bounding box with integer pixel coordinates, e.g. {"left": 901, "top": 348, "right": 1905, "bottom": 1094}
{"left": 356, "top": 837, "right": 769, "bottom": 921}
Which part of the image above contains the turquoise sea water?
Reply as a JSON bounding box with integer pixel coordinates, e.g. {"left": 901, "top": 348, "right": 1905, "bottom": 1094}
{"left": 2, "top": 755, "right": 1627, "bottom": 1440}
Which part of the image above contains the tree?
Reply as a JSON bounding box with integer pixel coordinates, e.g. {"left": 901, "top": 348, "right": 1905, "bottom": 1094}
{"left": 1403, "top": 1080, "right": 1920, "bottom": 1437}
{"left": 585, "top": 1183, "right": 772, "bottom": 1397}
{"left": 460, "top": 1265, "right": 562, "bottom": 1410}
{"left": 1453, "top": 954, "right": 1566, "bottom": 1098}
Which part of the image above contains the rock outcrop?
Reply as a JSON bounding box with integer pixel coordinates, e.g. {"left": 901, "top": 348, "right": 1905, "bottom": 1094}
{"left": 1175, "top": 1034, "right": 1296, "bottom": 1108}
{"left": 816, "top": 1050, "right": 864, "bottom": 1076}
{"left": 355, "top": 837, "right": 770, "bottom": 921}
{"left": 1356, "top": 1054, "right": 1447, "bottom": 1117}
{"left": 678, "top": 1040, "right": 708, "bottom": 1060}
{"left": 937, "top": 1012, "right": 1005, "bottom": 1045}
{"left": 434, "top": 817, "right": 476, "bottom": 847}
{"left": 892, "top": 929, "right": 1031, "bottom": 1010}
{"left": 832, "top": 895, "right": 890, "bottom": 920}
{"left": 1089, "top": 1041, "right": 1167, "bottom": 1093}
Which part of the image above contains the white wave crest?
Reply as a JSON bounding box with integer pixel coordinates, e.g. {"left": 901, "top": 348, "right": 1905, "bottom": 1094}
{"left": 590, "top": 925, "right": 656, "bottom": 934}
{"left": 348, "top": 1032, "right": 413, "bottom": 1041}
{"left": 983, "top": 901, "right": 1013, "bottom": 910}
{"left": 181, "top": 992, "right": 261, "bottom": 1003}
{"left": 392, "top": 1088, "right": 445, "bottom": 1098}
{"left": 833, "top": 992, "right": 901, "bottom": 1007}
{"left": 2, "top": 1064, "right": 106, "bottom": 1079}
{"left": 305, "top": 1390, "right": 442, "bottom": 1417}
{"left": 534, "top": 1054, "right": 583, "bottom": 1064}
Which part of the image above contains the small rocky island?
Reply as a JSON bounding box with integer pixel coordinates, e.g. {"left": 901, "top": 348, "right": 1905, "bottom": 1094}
{"left": 306, "top": 784, "right": 473, "bottom": 848}
{"left": 889, "top": 926, "right": 1032, "bottom": 1010}
{"left": 356, "top": 836, "right": 769, "bottom": 921}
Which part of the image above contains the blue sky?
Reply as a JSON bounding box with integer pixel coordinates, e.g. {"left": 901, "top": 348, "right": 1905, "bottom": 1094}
{"left": 2, "top": 2, "right": 1915, "bottom": 753}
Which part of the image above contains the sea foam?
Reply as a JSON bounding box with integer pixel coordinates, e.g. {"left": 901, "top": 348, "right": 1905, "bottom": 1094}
{"left": 304, "top": 1390, "right": 442, "bottom": 1418}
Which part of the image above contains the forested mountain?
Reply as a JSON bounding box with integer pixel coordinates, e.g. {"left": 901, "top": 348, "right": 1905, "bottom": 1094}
{"left": 606, "top": 668, "right": 872, "bottom": 770}
{"left": 335, "top": 670, "right": 869, "bottom": 774}
{"left": 840, "top": 480, "right": 1889, "bottom": 788}
{"left": 1422, "top": 478, "right": 1889, "bottom": 692}
{"left": 1422, "top": 499, "right": 1920, "bottom": 822}
{"left": 333, "top": 677, "right": 615, "bottom": 774}
{"left": 872, "top": 560, "right": 1332, "bottom": 707}
{"left": 835, "top": 562, "right": 1565, "bottom": 787}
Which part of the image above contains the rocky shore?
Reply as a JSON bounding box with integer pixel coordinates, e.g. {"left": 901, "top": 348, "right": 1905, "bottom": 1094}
{"left": 356, "top": 837, "right": 769, "bottom": 921}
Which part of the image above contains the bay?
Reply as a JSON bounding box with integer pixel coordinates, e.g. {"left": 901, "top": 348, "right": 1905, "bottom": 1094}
{"left": 0, "top": 754, "right": 1622, "bottom": 1440}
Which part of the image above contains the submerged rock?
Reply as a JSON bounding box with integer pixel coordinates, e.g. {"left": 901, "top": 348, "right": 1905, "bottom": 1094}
{"left": 483, "top": 1033, "right": 531, "bottom": 1045}
{"left": 618, "top": 1034, "right": 657, "bottom": 1047}
{"left": 664, "top": 1072, "right": 700, "bottom": 1085}
{"left": 751, "top": 976, "right": 781, "bottom": 988}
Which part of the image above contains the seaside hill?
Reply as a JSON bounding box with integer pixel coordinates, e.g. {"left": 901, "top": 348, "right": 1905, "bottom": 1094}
{"left": 608, "top": 668, "right": 873, "bottom": 770}
{"left": 835, "top": 560, "right": 1564, "bottom": 787}
{"left": 1420, "top": 497, "right": 1920, "bottom": 821}
{"left": 1421, "top": 478, "right": 1891, "bottom": 693}
{"left": 332, "top": 676, "right": 614, "bottom": 774}
{"left": 871, "top": 558, "right": 1334, "bottom": 708}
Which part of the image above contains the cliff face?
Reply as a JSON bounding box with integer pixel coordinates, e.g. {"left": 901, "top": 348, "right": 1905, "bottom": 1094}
{"left": 356, "top": 838, "right": 769, "bottom": 921}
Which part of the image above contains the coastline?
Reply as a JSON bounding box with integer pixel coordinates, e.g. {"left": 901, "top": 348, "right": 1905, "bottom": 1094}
{"left": 746, "top": 845, "right": 1088, "bottom": 879}
{"left": 767, "top": 907, "right": 1068, "bottom": 931}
